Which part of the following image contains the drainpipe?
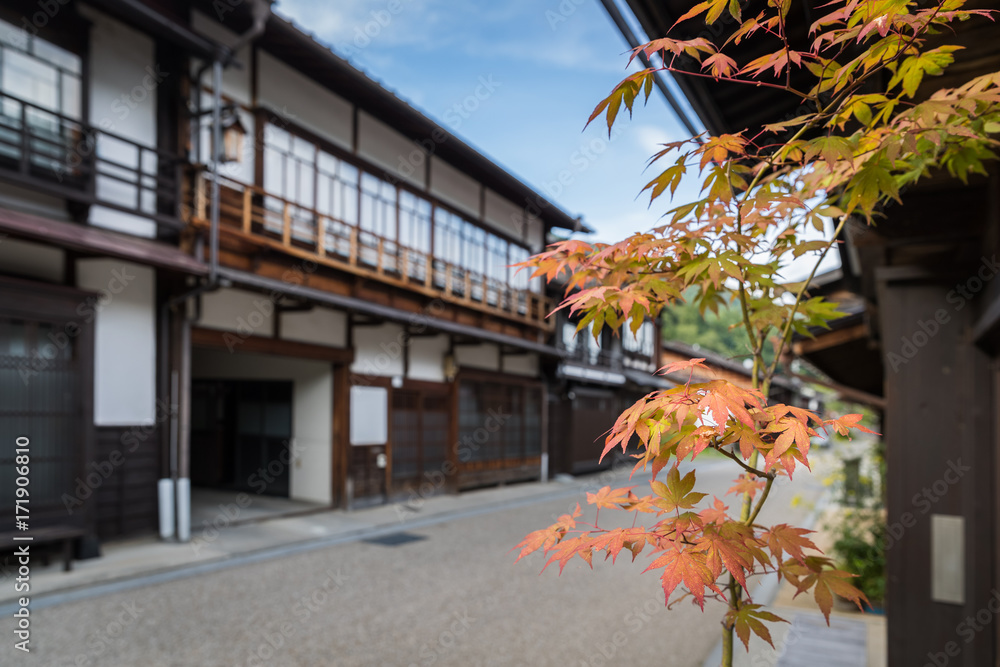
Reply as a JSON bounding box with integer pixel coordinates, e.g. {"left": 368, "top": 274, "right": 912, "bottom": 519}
{"left": 158, "top": 0, "right": 272, "bottom": 543}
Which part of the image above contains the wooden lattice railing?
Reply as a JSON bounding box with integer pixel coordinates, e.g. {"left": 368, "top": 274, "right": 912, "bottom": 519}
{"left": 183, "top": 169, "right": 555, "bottom": 330}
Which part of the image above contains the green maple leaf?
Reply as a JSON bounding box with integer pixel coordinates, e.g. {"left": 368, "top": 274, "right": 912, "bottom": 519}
{"left": 651, "top": 467, "right": 708, "bottom": 512}
{"left": 727, "top": 604, "right": 788, "bottom": 649}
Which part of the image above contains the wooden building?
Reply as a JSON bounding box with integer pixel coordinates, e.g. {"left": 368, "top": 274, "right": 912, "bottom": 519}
{"left": 0, "top": 0, "right": 638, "bottom": 556}
{"left": 609, "top": 1, "right": 1000, "bottom": 665}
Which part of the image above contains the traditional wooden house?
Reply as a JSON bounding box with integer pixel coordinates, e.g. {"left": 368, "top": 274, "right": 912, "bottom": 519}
{"left": 546, "top": 306, "right": 665, "bottom": 476}
{"left": 609, "top": 1, "right": 1000, "bottom": 665}
{"left": 0, "top": 0, "right": 591, "bottom": 557}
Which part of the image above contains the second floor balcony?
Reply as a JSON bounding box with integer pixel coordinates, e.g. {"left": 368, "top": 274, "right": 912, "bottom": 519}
{"left": 183, "top": 164, "right": 555, "bottom": 331}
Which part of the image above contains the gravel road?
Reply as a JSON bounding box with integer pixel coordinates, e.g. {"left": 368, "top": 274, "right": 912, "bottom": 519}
{"left": 0, "top": 458, "right": 828, "bottom": 667}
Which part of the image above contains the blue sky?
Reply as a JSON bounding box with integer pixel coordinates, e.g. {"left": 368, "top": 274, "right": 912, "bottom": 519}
{"left": 272, "top": 0, "right": 704, "bottom": 244}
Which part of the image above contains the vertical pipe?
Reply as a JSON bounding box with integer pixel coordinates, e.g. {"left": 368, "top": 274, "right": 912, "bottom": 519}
{"left": 209, "top": 59, "right": 223, "bottom": 284}
{"left": 176, "top": 313, "right": 192, "bottom": 542}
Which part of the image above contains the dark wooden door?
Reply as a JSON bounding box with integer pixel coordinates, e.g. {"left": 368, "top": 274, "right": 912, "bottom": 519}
{"left": 391, "top": 387, "right": 449, "bottom": 495}
{"left": 0, "top": 317, "right": 84, "bottom": 527}
{"left": 191, "top": 380, "right": 293, "bottom": 497}
{"left": 350, "top": 445, "right": 386, "bottom": 503}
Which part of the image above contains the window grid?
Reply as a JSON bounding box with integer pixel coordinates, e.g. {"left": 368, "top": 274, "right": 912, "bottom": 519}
{"left": 262, "top": 121, "right": 532, "bottom": 294}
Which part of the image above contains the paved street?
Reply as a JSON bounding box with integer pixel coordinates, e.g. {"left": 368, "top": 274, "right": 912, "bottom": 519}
{"left": 0, "top": 458, "right": 828, "bottom": 667}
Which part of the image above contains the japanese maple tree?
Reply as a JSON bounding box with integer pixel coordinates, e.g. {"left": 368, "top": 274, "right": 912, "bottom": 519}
{"left": 515, "top": 1, "right": 999, "bottom": 664}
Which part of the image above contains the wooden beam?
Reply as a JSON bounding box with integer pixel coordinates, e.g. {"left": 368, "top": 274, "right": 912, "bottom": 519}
{"left": 793, "top": 323, "right": 868, "bottom": 354}
{"left": 789, "top": 372, "right": 885, "bottom": 409}
{"left": 191, "top": 327, "right": 354, "bottom": 363}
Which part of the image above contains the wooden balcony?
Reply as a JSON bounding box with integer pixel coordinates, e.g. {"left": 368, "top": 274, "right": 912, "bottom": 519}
{"left": 183, "top": 169, "right": 555, "bottom": 330}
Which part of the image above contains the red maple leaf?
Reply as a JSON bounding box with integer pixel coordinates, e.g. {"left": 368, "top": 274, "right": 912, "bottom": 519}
{"left": 763, "top": 524, "right": 819, "bottom": 564}
{"left": 645, "top": 547, "right": 723, "bottom": 609}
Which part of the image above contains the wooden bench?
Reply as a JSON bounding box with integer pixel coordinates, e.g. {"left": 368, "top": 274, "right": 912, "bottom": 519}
{"left": 0, "top": 525, "right": 85, "bottom": 572}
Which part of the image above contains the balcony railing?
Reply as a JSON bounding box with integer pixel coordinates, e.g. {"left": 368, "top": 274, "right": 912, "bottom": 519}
{"left": 0, "top": 91, "right": 182, "bottom": 229}
{"left": 184, "top": 169, "right": 554, "bottom": 330}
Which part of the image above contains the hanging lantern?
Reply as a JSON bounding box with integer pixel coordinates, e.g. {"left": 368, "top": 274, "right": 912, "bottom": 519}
{"left": 220, "top": 110, "right": 246, "bottom": 163}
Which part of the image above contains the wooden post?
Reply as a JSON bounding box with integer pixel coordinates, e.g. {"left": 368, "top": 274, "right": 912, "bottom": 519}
{"left": 195, "top": 173, "right": 207, "bottom": 221}
{"left": 282, "top": 202, "right": 291, "bottom": 247}
{"left": 377, "top": 237, "right": 385, "bottom": 275}
{"left": 400, "top": 248, "right": 409, "bottom": 282}
{"left": 317, "top": 215, "right": 327, "bottom": 258}
{"left": 242, "top": 188, "right": 252, "bottom": 234}
{"left": 349, "top": 228, "right": 358, "bottom": 266}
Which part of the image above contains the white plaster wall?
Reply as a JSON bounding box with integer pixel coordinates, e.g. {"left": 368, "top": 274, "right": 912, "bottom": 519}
{"left": 80, "top": 6, "right": 159, "bottom": 238}
{"left": 526, "top": 215, "right": 545, "bottom": 253}
{"left": 455, "top": 343, "right": 499, "bottom": 372}
{"left": 280, "top": 307, "right": 347, "bottom": 348}
{"left": 258, "top": 51, "right": 353, "bottom": 150}
{"left": 483, "top": 188, "right": 525, "bottom": 241}
{"left": 76, "top": 259, "right": 156, "bottom": 425}
{"left": 190, "top": 11, "right": 252, "bottom": 106}
{"left": 357, "top": 111, "right": 425, "bottom": 188}
{"left": 502, "top": 352, "right": 538, "bottom": 377}
{"left": 0, "top": 238, "right": 64, "bottom": 283}
{"left": 407, "top": 334, "right": 448, "bottom": 382}
{"left": 190, "top": 349, "right": 333, "bottom": 505}
{"left": 197, "top": 288, "right": 274, "bottom": 338}
{"left": 430, "top": 157, "right": 479, "bottom": 218}
{"left": 350, "top": 322, "right": 405, "bottom": 378}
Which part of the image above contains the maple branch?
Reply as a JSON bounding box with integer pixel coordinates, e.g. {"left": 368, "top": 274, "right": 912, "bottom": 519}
{"left": 654, "top": 65, "right": 809, "bottom": 97}
{"left": 711, "top": 442, "right": 773, "bottom": 479}
{"left": 762, "top": 213, "right": 849, "bottom": 395}
{"left": 745, "top": 476, "right": 775, "bottom": 527}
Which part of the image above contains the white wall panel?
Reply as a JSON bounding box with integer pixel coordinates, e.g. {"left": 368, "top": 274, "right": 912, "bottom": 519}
{"left": 455, "top": 343, "right": 499, "bottom": 372}
{"left": 280, "top": 307, "right": 347, "bottom": 349}
{"left": 408, "top": 334, "right": 448, "bottom": 382}
{"left": 351, "top": 322, "right": 405, "bottom": 377}
{"left": 80, "top": 6, "right": 159, "bottom": 238}
{"left": 76, "top": 259, "right": 156, "bottom": 425}
{"left": 197, "top": 288, "right": 275, "bottom": 338}
{"left": 258, "top": 51, "right": 353, "bottom": 150}
{"left": 357, "top": 111, "right": 425, "bottom": 187}
{"left": 430, "top": 157, "right": 478, "bottom": 217}
{"left": 503, "top": 352, "right": 538, "bottom": 377}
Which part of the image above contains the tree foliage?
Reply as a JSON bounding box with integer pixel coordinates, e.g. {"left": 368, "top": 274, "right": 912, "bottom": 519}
{"left": 516, "top": 1, "right": 998, "bottom": 663}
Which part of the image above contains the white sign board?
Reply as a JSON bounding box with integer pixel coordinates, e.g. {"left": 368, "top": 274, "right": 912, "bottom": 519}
{"left": 350, "top": 385, "right": 388, "bottom": 445}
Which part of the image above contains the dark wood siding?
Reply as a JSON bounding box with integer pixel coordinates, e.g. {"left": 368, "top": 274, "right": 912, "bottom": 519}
{"left": 879, "top": 277, "right": 995, "bottom": 667}
{"left": 92, "top": 425, "right": 161, "bottom": 540}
